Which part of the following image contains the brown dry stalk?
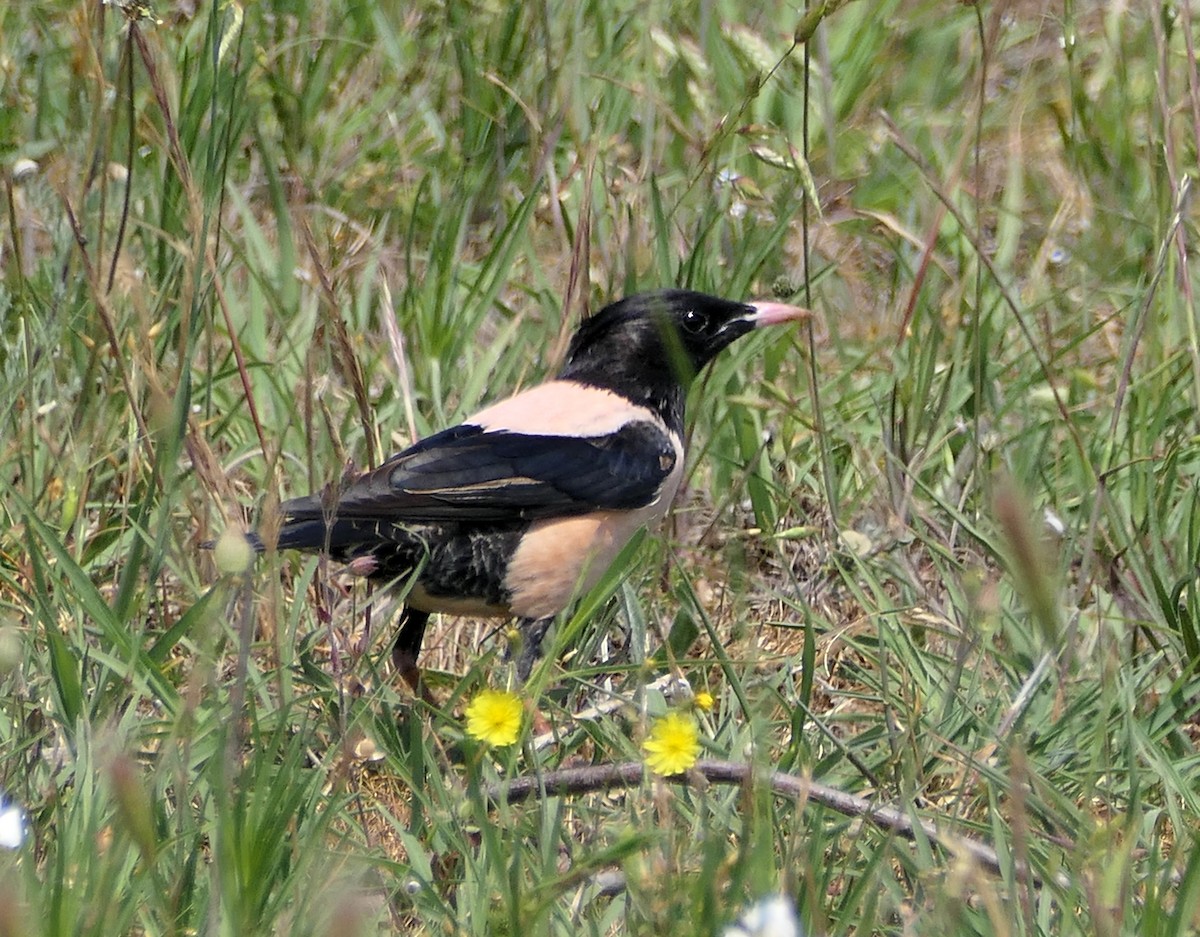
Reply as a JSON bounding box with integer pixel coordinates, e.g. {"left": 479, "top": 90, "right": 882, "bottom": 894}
{"left": 488, "top": 758, "right": 1067, "bottom": 887}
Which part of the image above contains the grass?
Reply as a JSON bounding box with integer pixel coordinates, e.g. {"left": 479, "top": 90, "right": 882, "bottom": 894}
{"left": 2, "top": 0, "right": 1200, "bottom": 933}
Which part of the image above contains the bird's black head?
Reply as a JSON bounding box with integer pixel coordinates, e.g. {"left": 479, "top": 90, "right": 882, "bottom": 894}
{"left": 558, "top": 289, "right": 807, "bottom": 429}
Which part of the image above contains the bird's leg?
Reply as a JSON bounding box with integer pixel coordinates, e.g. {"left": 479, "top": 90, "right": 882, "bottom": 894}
{"left": 512, "top": 616, "right": 554, "bottom": 681}
{"left": 391, "top": 606, "right": 431, "bottom": 694}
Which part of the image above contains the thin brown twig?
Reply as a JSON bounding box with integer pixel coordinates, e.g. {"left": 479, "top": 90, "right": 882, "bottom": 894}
{"left": 379, "top": 277, "right": 418, "bottom": 446}
{"left": 129, "top": 23, "right": 193, "bottom": 195}
{"left": 58, "top": 190, "right": 154, "bottom": 450}
{"left": 487, "top": 758, "right": 1065, "bottom": 887}
{"left": 107, "top": 29, "right": 135, "bottom": 294}
{"left": 799, "top": 0, "right": 838, "bottom": 534}
{"left": 208, "top": 269, "right": 270, "bottom": 460}
{"left": 301, "top": 215, "right": 378, "bottom": 467}
{"left": 120, "top": 16, "right": 252, "bottom": 529}
{"left": 561, "top": 146, "right": 594, "bottom": 329}
{"left": 1161, "top": 2, "right": 1200, "bottom": 413}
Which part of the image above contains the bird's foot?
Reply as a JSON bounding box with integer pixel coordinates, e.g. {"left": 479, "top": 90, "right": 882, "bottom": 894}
{"left": 510, "top": 616, "right": 554, "bottom": 682}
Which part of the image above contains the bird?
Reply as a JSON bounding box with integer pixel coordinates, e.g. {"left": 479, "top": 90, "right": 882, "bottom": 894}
{"left": 255, "top": 289, "right": 808, "bottom": 689}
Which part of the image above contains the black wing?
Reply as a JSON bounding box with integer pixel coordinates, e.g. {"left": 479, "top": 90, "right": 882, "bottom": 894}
{"left": 279, "top": 420, "right": 677, "bottom": 528}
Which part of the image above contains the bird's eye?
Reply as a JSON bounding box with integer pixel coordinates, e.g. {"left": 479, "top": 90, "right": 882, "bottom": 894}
{"left": 681, "top": 309, "right": 707, "bottom": 334}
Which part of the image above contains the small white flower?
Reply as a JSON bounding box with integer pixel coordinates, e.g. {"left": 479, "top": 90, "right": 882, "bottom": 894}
{"left": 723, "top": 895, "right": 802, "bottom": 937}
{"left": 11, "top": 158, "right": 38, "bottom": 182}
{"left": 0, "top": 793, "right": 27, "bottom": 849}
{"left": 663, "top": 675, "right": 693, "bottom": 704}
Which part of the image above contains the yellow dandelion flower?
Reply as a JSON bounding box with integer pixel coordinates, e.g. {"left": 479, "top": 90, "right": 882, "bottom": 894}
{"left": 694, "top": 691, "right": 715, "bottom": 712}
{"left": 643, "top": 712, "right": 701, "bottom": 776}
{"left": 464, "top": 689, "right": 523, "bottom": 746}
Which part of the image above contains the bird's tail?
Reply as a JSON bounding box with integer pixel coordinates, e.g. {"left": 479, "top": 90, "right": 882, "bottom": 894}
{"left": 203, "top": 495, "right": 401, "bottom": 560}
{"left": 261, "top": 495, "right": 357, "bottom": 556}
{"left": 258, "top": 495, "right": 413, "bottom": 561}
